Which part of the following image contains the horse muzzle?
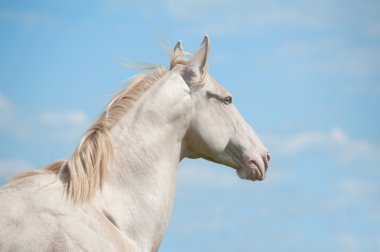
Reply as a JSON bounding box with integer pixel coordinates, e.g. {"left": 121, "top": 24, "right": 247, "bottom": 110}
{"left": 237, "top": 152, "right": 270, "bottom": 181}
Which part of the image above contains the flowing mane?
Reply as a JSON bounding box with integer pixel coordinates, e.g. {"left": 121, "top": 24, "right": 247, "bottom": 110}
{"left": 14, "top": 65, "right": 174, "bottom": 203}
{"left": 14, "top": 53, "right": 193, "bottom": 203}
{"left": 65, "top": 68, "right": 170, "bottom": 203}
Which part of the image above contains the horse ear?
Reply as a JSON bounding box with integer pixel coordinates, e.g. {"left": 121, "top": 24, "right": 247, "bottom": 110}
{"left": 174, "top": 40, "right": 184, "bottom": 55}
{"left": 191, "top": 35, "right": 210, "bottom": 72}
{"left": 170, "top": 40, "right": 185, "bottom": 69}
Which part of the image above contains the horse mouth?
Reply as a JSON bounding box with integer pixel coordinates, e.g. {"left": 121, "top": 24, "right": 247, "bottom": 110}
{"left": 237, "top": 160, "right": 266, "bottom": 181}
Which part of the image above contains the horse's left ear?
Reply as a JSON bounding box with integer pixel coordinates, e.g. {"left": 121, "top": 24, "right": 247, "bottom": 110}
{"left": 191, "top": 35, "right": 210, "bottom": 73}
{"left": 174, "top": 40, "right": 184, "bottom": 55}
{"left": 170, "top": 40, "right": 185, "bottom": 70}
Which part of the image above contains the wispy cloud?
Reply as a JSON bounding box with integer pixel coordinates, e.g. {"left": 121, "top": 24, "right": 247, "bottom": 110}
{"left": 163, "top": 0, "right": 380, "bottom": 35}
{"left": 36, "top": 110, "right": 91, "bottom": 141}
{"left": 171, "top": 203, "right": 230, "bottom": 238}
{"left": 178, "top": 164, "right": 238, "bottom": 189}
{"left": 0, "top": 93, "right": 90, "bottom": 142}
{"left": 172, "top": 158, "right": 380, "bottom": 252}
{"left": 336, "top": 233, "right": 361, "bottom": 252}
{"left": 333, "top": 178, "right": 379, "bottom": 210}
{"left": 0, "top": 10, "right": 41, "bottom": 28}
{"left": 334, "top": 231, "right": 380, "bottom": 252}
{"left": 0, "top": 93, "right": 16, "bottom": 134}
{"left": 273, "top": 37, "right": 380, "bottom": 78}
{"left": 266, "top": 128, "right": 380, "bottom": 164}
{"left": 0, "top": 93, "right": 12, "bottom": 112}
{"left": 0, "top": 159, "right": 32, "bottom": 180}
{"left": 162, "top": 0, "right": 380, "bottom": 82}
{"left": 39, "top": 111, "right": 89, "bottom": 126}
{"left": 330, "top": 177, "right": 380, "bottom": 251}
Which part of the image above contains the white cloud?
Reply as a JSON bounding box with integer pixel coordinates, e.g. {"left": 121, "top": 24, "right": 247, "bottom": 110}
{"left": 171, "top": 138, "right": 380, "bottom": 252}
{"left": 36, "top": 110, "right": 90, "bottom": 141}
{"left": 324, "top": 177, "right": 380, "bottom": 223}
{"left": 178, "top": 164, "right": 238, "bottom": 188}
{"left": 0, "top": 159, "right": 32, "bottom": 180}
{"left": 162, "top": 0, "right": 380, "bottom": 80}
{"left": 274, "top": 38, "right": 380, "bottom": 78}
{"left": 367, "top": 22, "right": 380, "bottom": 38}
{"left": 0, "top": 93, "right": 90, "bottom": 142}
{"left": 336, "top": 233, "right": 360, "bottom": 252}
{"left": 39, "top": 111, "right": 89, "bottom": 126}
{"left": 171, "top": 204, "right": 229, "bottom": 238}
{"left": 0, "top": 10, "right": 41, "bottom": 28}
{"left": 334, "top": 231, "right": 380, "bottom": 252}
{"left": 339, "top": 178, "right": 377, "bottom": 202}
{"left": 267, "top": 128, "right": 380, "bottom": 164}
{"left": 0, "top": 94, "right": 13, "bottom": 132}
{"left": 0, "top": 93, "right": 12, "bottom": 112}
{"left": 163, "top": 0, "right": 380, "bottom": 34}
{"left": 0, "top": 93, "right": 16, "bottom": 133}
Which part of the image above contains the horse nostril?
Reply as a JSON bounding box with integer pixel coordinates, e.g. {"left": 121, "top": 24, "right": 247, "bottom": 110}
{"left": 262, "top": 152, "right": 270, "bottom": 172}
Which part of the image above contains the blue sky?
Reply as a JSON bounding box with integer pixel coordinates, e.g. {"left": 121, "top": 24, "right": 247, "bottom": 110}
{"left": 0, "top": 0, "right": 379, "bottom": 251}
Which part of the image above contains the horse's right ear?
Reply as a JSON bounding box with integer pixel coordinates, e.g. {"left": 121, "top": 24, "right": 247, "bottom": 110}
{"left": 170, "top": 40, "right": 185, "bottom": 70}
{"left": 190, "top": 35, "right": 210, "bottom": 73}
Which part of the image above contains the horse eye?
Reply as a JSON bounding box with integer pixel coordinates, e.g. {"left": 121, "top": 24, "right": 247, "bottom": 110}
{"left": 223, "top": 96, "right": 232, "bottom": 104}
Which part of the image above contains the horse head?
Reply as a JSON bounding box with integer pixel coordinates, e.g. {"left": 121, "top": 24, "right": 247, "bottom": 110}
{"left": 173, "top": 36, "right": 270, "bottom": 181}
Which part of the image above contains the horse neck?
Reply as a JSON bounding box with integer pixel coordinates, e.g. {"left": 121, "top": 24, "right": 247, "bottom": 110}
{"left": 95, "top": 71, "right": 192, "bottom": 248}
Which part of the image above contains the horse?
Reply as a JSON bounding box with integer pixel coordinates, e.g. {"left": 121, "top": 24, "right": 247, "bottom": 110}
{"left": 0, "top": 36, "right": 270, "bottom": 251}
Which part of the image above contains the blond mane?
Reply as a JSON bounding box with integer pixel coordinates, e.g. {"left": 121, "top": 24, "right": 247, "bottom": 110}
{"left": 14, "top": 67, "right": 167, "bottom": 202}
{"left": 13, "top": 53, "right": 195, "bottom": 203}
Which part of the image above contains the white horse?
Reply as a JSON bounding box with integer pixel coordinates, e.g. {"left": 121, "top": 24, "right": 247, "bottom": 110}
{"left": 0, "top": 36, "right": 270, "bottom": 251}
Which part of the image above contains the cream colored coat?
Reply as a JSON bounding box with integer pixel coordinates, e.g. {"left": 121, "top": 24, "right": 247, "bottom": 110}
{"left": 0, "top": 36, "right": 269, "bottom": 252}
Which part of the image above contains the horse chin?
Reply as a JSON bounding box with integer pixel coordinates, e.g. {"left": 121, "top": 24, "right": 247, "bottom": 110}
{"left": 236, "top": 165, "right": 266, "bottom": 181}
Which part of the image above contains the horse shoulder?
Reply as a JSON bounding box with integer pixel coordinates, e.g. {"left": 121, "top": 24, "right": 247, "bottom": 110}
{"left": 0, "top": 174, "right": 72, "bottom": 250}
{"left": 0, "top": 174, "right": 134, "bottom": 251}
